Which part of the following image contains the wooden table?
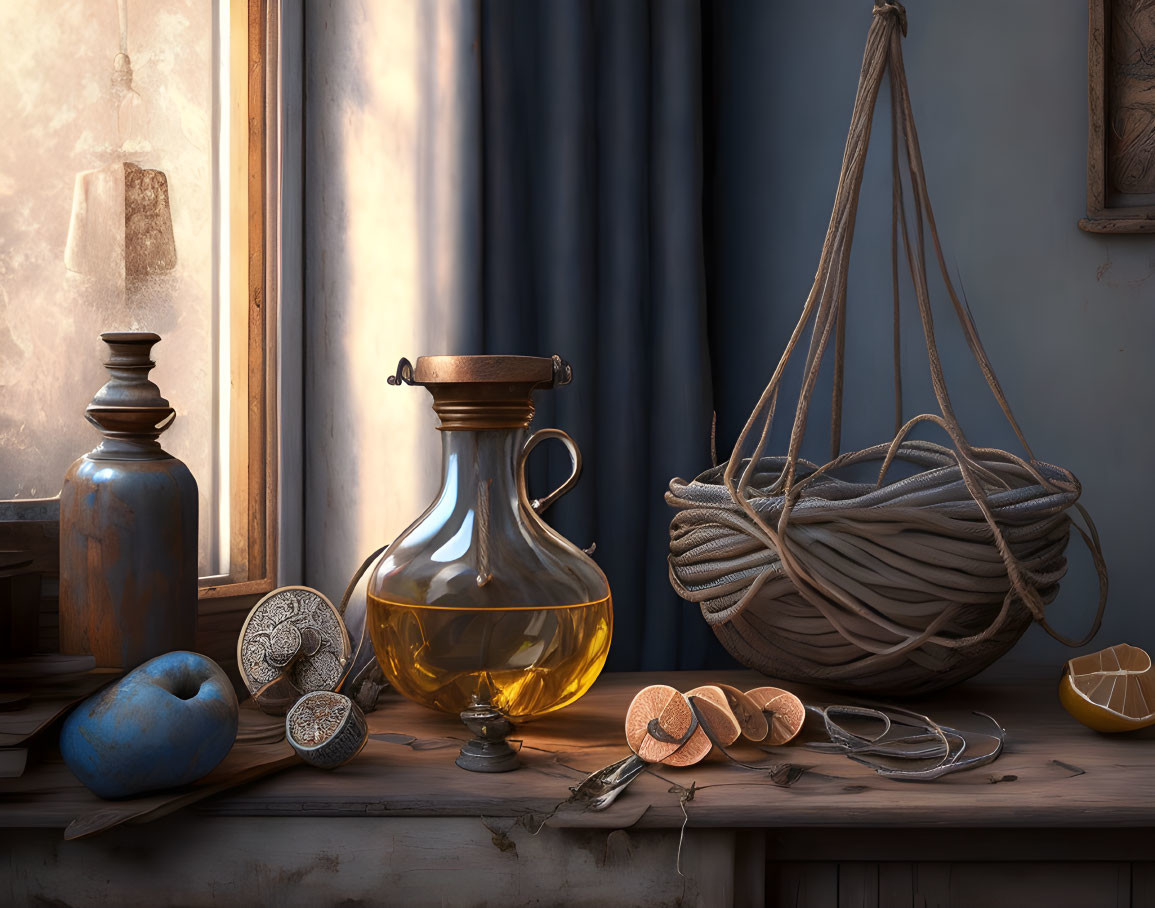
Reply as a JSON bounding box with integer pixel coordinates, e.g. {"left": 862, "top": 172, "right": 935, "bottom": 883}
{"left": 3, "top": 668, "right": 1155, "bottom": 906}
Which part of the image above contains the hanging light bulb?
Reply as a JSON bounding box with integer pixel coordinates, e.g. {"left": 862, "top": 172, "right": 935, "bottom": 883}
{"left": 111, "top": 52, "right": 148, "bottom": 155}
{"left": 64, "top": 0, "right": 176, "bottom": 287}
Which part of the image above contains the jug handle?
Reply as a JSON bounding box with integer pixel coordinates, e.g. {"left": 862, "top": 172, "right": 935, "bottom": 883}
{"left": 517, "top": 428, "right": 582, "bottom": 516}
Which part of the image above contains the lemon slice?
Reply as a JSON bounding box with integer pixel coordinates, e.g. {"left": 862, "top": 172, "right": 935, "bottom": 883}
{"left": 1059, "top": 643, "right": 1155, "bottom": 733}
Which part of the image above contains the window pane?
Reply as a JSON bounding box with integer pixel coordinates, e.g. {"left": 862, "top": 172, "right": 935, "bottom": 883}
{"left": 0, "top": 0, "right": 226, "bottom": 576}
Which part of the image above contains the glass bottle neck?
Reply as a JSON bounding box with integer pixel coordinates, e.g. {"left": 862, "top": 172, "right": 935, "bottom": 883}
{"left": 437, "top": 429, "right": 525, "bottom": 507}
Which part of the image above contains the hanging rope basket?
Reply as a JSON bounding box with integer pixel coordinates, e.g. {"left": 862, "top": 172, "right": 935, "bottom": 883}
{"left": 666, "top": 1, "right": 1108, "bottom": 695}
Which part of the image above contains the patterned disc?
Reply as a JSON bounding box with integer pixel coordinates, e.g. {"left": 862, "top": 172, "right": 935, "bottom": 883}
{"left": 287, "top": 691, "right": 351, "bottom": 748}
{"left": 237, "top": 585, "right": 350, "bottom": 696}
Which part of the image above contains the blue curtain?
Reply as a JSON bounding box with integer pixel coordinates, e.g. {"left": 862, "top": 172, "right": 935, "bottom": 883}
{"left": 457, "top": 0, "right": 734, "bottom": 671}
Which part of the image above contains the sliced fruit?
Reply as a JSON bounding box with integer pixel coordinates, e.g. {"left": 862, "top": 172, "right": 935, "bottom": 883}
{"left": 746, "top": 686, "right": 806, "bottom": 745}
{"left": 624, "top": 684, "right": 714, "bottom": 767}
{"left": 685, "top": 685, "right": 743, "bottom": 746}
{"left": 660, "top": 720, "right": 713, "bottom": 767}
{"left": 626, "top": 684, "right": 680, "bottom": 760}
{"left": 1060, "top": 643, "right": 1155, "bottom": 733}
{"left": 716, "top": 683, "right": 770, "bottom": 742}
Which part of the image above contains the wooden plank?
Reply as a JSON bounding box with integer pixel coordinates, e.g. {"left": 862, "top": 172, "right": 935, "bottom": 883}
{"left": 275, "top": 0, "right": 304, "bottom": 587}
{"left": 246, "top": 0, "right": 271, "bottom": 583}
{"left": 197, "top": 0, "right": 277, "bottom": 607}
{"left": 226, "top": 0, "right": 251, "bottom": 584}
{"left": 0, "top": 514, "right": 58, "bottom": 575}
{"left": 64, "top": 743, "right": 297, "bottom": 840}
{"left": 766, "top": 827, "right": 1155, "bottom": 864}
{"left": 910, "top": 864, "right": 951, "bottom": 908}
{"left": 1086, "top": 0, "right": 1107, "bottom": 215}
{"left": 0, "top": 669, "right": 116, "bottom": 748}
{"left": 733, "top": 830, "right": 765, "bottom": 908}
{"left": 0, "top": 816, "right": 737, "bottom": 908}
{"left": 7, "top": 669, "right": 1155, "bottom": 834}
{"left": 838, "top": 863, "right": 878, "bottom": 908}
{"left": 908, "top": 862, "right": 1130, "bottom": 908}
{"left": 0, "top": 568, "right": 40, "bottom": 658}
{"left": 877, "top": 863, "right": 913, "bottom": 908}
{"left": 0, "top": 750, "right": 27, "bottom": 779}
{"left": 194, "top": 603, "right": 255, "bottom": 671}
{"left": 0, "top": 655, "right": 96, "bottom": 682}
{"left": 205, "top": 670, "right": 1155, "bottom": 829}
{"left": 1133, "top": 863, "right": 1155, "bottom": 908}
{"left": 1079, "top": 216, "right": 1155, "bottom": 233}
{"left": 0, "top": 700, "right": 80, "bottom": 748}
{"left": 0, "top": 739, "right": 295, "bottom": 838}
{"left": 766, "top": 862, "right": 837, "bottom": 908}
{"left": 0, "top": 516, "right": 60, "bottom": 654}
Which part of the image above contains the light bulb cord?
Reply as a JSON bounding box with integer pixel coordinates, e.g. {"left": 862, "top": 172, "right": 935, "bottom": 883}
{"left": 118, "top": 0, "right": 128, "bottom": 56}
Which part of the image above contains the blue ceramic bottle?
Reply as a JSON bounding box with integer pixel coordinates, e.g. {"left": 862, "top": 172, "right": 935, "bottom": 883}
{"left": 59, "top": 332, "right": 198, "bottom": 669}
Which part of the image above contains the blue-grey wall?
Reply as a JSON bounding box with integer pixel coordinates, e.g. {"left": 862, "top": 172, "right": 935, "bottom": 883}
{"left": 709, "top": 1, "right": 1154, "bottom": 668}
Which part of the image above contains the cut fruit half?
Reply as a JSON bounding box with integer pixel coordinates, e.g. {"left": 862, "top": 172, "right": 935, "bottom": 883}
{"left": 685, "top": 685, "right": 743, "bottom": 747}
{"left": 1059, "top": 643, "right": 1155, "bottom": 733}
{"left": 625, "top": 684, "right": 711, "bottom": 766}
{"left": 716, "top": 683, "right": 769, "bottom": 742}
{"left": 746, "top": 686, "right": 806, "bottom": 745}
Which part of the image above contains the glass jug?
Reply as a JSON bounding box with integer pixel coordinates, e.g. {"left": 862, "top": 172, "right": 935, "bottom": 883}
{"left": 367, "top": 355, "right": 612, "bottom": 722}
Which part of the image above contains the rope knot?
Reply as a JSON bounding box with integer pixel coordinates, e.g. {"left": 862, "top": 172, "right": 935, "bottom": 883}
{"left": 873, "top": 0, "right": 908, "bottom": 37}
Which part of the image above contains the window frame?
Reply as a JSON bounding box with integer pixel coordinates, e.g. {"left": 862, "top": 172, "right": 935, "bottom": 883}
{"left": 0, "top": 0, "right": 301, "bottom": 663}
{"left": 199, "top": 0, "right": 279, "bottom": 607}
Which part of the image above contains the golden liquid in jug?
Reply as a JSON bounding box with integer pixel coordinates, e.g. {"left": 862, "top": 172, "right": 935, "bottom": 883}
{"left": 367, "top": 594, "right": 612, "bottom": 721}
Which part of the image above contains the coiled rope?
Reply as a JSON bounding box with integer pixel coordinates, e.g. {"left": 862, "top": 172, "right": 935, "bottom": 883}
{"left": 666, "top": 2, "right": 1107, "bottom": 694}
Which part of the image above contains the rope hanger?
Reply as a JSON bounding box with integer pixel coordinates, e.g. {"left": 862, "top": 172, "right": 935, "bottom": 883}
{"left": 667, "top": 2, "right": 1107, "bottom": 694}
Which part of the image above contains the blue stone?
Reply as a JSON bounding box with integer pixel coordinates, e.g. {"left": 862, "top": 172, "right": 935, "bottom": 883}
{"left": 60, "top": 651, "right": 238, "bottom": 799}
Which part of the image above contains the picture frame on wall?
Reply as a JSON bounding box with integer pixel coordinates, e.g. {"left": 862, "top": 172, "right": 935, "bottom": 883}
{"left": 1081, "top": 0, "right": 1155, "bottom": 233}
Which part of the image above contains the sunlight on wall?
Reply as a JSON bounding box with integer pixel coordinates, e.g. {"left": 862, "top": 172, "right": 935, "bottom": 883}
{"left": 304, "top": 0, "right": 478, "bottom": 612}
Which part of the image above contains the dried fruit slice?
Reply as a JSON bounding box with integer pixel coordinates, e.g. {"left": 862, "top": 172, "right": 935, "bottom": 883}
{"left": 746, "top": 686, "right": 806, "bottom": 745}
{"left": 716, "top": 684, "right": 769, "bottom": 742}
{"left": 1060, "top": 643, "right": 1155, "bottom": 733}
{"left": 661, "top": 718, "right": 713, "bottom": 767}
{"left": 685, "top": 685, "right": 743, "bottom": 747}
{"left": 625, "top": 684, "right": 677, "bottom": 756}
{"left": 625, "top": 684, "right": 698, "bottom": 764}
